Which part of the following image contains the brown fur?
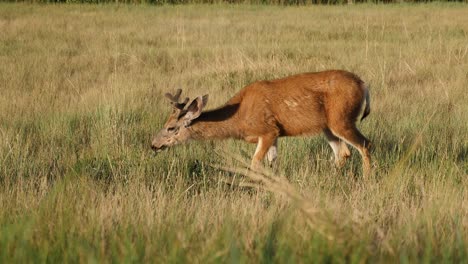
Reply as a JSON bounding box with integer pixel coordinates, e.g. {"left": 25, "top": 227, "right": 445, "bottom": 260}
{"left": 152, "top": 70, "right": 372, "bottom": 176}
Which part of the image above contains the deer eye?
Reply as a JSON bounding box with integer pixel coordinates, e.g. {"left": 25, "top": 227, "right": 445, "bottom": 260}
{"left": 167, "top": 127, "right": 177, "bottom": 133}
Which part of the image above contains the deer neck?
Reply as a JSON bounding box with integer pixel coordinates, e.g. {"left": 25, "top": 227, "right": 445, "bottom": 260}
{"left": 187, "top": 103, "right": 241, "bottom": 140}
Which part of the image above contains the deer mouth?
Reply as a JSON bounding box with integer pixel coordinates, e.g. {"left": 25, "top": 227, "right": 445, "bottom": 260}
{"left": 151, "top": 145, "right": 167, "bottom": 153}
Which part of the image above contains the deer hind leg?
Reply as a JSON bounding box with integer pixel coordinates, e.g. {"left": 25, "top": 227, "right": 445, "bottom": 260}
{"left": 330, "top": 125, "right": 372, "bottom": 177}
{"left": 323, "top": 128, "right": 351, "bottom": 168}
{"left": 251, "top": 135, "right": 277, "bottom": 170}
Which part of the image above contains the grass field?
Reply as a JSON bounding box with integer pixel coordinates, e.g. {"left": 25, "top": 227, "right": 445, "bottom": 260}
{"left": 1, "top": 3, "right": 467, "bottom": 262}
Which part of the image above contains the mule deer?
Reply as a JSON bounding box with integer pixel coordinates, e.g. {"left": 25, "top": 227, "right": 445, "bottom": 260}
{"left": 152, "top": 70, "right": 372, "bottom": 176}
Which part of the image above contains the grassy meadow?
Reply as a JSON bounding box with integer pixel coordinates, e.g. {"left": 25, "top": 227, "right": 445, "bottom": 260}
{"left": 1, "top": 3, "right": 467, "bottom": 262}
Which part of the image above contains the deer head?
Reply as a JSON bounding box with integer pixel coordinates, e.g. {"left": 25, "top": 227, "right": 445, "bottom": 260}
{"left": 151, "top": 89, "right": 208, "bottom": 153}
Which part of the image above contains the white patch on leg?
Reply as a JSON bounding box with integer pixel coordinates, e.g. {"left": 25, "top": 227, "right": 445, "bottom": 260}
{"left": 328, "top": 140, "right": 341, "bottom": 162}
{"left": 267, "top": 140, "right": 278, "bottom": 163}
{"left": 251, "top": 138, "right": 264, "bottom": 169}
{"left": 254, "top": 138, "right": 263, "bottom": 157}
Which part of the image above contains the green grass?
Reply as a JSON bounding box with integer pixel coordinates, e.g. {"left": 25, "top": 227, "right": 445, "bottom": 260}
{"left": 0, "top": 3, "right": 467, "bottom": 263}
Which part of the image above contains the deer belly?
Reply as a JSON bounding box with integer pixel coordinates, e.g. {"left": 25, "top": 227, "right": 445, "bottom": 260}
{"left": 244, "top": 136, "right": 259, "bottom": 143}
{"left": 279, "top": 121, "right": 324, "bottom": 137}
{"left": 276, "top": 110, "right": 327, "bottom": 137}
{"left": 272, "top": 94, "right": 327, "bottom": 136}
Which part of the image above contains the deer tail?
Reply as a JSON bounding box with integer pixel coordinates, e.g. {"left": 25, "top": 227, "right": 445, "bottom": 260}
{"left": 361, "top": 84, "right": 371, "bottom": 122}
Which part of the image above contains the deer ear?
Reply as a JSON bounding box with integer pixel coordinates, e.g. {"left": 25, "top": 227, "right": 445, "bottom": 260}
{"left": 182, "top": 95, "right": 208, "bottom": 126}
{"left": 201, "top": 94, "right": 208, "bottom": 108}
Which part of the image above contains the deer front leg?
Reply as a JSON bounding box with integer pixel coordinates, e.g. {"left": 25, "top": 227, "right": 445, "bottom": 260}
{"left": 266, "top": 139, "right": 278, "bottom": 167}
{"left": 251, "top": 135, "right": 277, "bottom": 170}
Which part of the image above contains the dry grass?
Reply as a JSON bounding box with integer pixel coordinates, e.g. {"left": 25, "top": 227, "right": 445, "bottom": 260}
{"left": 0, "top": 3, "right": 467, "bottom": 262}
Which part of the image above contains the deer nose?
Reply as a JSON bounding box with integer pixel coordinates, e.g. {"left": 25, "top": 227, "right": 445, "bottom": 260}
{"left": 151, "top": 143, "right": 165, "bottom": 153}
{"left": 151, "top": 141, "right": 159, "bottom": 151}
{"left": 151, "top": 144, "right": 158, "bottom": 151}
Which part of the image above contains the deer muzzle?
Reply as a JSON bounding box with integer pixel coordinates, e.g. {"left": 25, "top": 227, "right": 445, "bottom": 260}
{"left": 151, "top": 143, "right": 167, "bottom": 153}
